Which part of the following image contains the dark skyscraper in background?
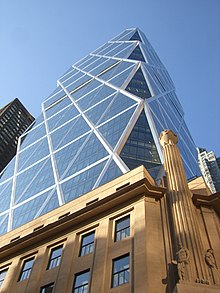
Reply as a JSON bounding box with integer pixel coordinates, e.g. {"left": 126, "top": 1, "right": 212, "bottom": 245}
{"left": 0, "top": 98, "right": 34, "bottom": 172}
{"left": 0, "top": 28, "right": 201, "bottom": 235}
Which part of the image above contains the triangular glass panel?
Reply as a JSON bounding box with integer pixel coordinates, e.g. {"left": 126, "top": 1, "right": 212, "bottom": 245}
{"left": 0, "top": 180, "right": 12, "bottom": 213}
{"left": 14, "top": 158, "right": 55, "bottom": 204}
{"left": 158, "top": 97, "right": 180, "bottom": 131}
{"left": 98, "top": 93, "right": 137, "bottom": 125}
{"left": 77, "top": 85, "right": 116, "bottom": 112}
{"left": 66, "top": 74, "right": 92, "bottom": 93}
{"left": 62, "top": 71, "right": 84, "bottom": 87}
{"left": 98, "top": 106, "right": 137, "bottom": 149}
{"left": 115, "top": 43, "right": 136, "bottom": 59}
{"left": 120, "top": 110, "right": 162, "bottom": 178}
{"left": 85, "top": 93, "right": 116, "bottom": 125}
{"left": 149, "top": 110, "right": 165, "bottom": 136}
{"left": 129, "top": 31, "right": 142, "bottom": 42}
{"left": 12, "top": 189, "right": 56, "bottom": 229}
{"left": 110, "top": 29, "right": 135, "bottom": 42}
{"left": 64, "top": 133, "right": 109, "bottom": 179}
{"left": 99, "top": 159, "right": 123, "bottom": 186}
{"left": 98, "top": 62, "right": 121, "bottom": 81}
{"left": 17, "top": 137, "right": 49, "bottom": 171}
{"left": 46, "top": 96, "right": 71, "bottom": 118}
{"left": 44, "top": 86, "right": 66, "bottom": 109}
{"left": 125, "top": 68, "right": 151, "bottom": 99}
{"left": 177, "top": 138, "right": 196, "bottom": 179}
{"left": 109, "top": 64, "right": 135, "bottom": 88}
{"left": 59, "top": 67, "right": 78, "bottom": 83}
{"left": 0, "top": 156, "right": 15, "bottom": 181}
{"left": 128, "top": 46, "right": 145, "bottom": 62}
{"left": 51, "top": 116, "right": 90, "bottom": 150}
{"left": 90, "top": 58, "right": 119, "bottom": 76}
{"left": 54, "top": 133, "right": 90, "bottom": 178}
{"left": 72, "top": 79, "right": 102, "bottom": 101}
{"left": 38, "top": 190, "right": 59, "bottom": 217}
{"left": 20, "top": 123, "right": 46, "bottom": 151}
{"left": 143, "top": 64, "right": 161, "bottom": 96}
{"left": 0, "top": 214, "right": 9, "bottom": 236}
{"left": 148, "top": 165, "right": 164, "bottom": 180}
{"left": 47, "top": 104, "right": 80, "bottom": 132}
{"left": 117, "top": 30, "right": 137, "bottom": 42}
{"left": 61, "top": 159, "right": 108, "bottom": 203}
{"left": 148, "top": 100, "right": 167, "bottom": 129}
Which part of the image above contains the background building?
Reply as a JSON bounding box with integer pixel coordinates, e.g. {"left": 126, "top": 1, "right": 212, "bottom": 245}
{"left": 198, "top": 147, "right": 220, "bottom": 193}
{"left": 0, "top": 28, "right": 201, "bottom": 236}
{"left": 0, "top": 98, "right": 34, "bottom": 173}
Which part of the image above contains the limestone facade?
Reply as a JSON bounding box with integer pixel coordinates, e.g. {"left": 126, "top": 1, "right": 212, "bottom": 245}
{"left": 0, "top": 132, "right": 219, "bottom": 293}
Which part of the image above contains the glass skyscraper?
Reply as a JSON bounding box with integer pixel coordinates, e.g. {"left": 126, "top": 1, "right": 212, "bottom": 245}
{"left": 0, "top": 28, "right": 200, "bottom": 235}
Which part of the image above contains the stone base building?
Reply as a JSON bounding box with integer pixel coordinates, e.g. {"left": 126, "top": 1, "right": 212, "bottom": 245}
{"left": 0, "top": 130, "right": 219, "bottom": 293}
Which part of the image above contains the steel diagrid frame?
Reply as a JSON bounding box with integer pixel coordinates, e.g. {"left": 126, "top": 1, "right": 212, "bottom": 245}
{"left": 42, "top": 102, "right": 65, "bottom": 206}
{"left": 8, "top": 131, "right": 24, "bottom": 231}
{"left": 59, "top": 132, "right": 94, "bottom": 181}
{"left": 57, "top": 79, "right": 129, "bottom": 175}
{"left": 34, "top": 188, "right": 58, "bottom": 219}
{"left": 44, "top": 96, "right": 72, "bottom": 115}
{"left": 60, "top": 156, "right": 110, "bottom": 186}
{"left": 57, "top": 64, "right": 142, "bottom": 175}
{"left": 83, "top": 91, "right": 116, "bottom": 115}
{"left": 144, "top": 102, "right": 164, "bottom": 164}
{"left": 93, "top": 42, "right": 136, "bottom": 59}
{"left": 0, "top": 28, "right": 201, "bottom": 234}
{"left": 12, "top": 186, "right": 56, "bottom": 209}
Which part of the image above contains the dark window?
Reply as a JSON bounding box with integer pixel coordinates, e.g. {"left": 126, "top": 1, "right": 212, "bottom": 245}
{"left": 40, "top": 283, "right": 54, "bottom": 293}
{"left": 112, "top": 254, "right": 130, "bottom": 288}
{"left": 0, "top": 268, "right": 8, "bottom": 287}
{"left": 115, "top": 215, "right": 130, "bottom": 241}
{"left": 80, "top": 231, "right": 95, "bottom": 256}
{"left": 73, "top": 270, "right": 90, "bottom": 293}
{"left": 19, "top": 257, "right": 34, "bottom": 281}
{"left": 47, "top": 245, "right": 63, "bottom": 270}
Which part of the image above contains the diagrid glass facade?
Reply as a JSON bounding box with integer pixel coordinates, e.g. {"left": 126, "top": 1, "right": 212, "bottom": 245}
{"left": 0, "top": 28, "right": 200, "bottom": 234}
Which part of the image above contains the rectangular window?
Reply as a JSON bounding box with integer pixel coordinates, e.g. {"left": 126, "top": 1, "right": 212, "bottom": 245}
{"left": 112, "top": 254, "right": 130, "bottom": 288}
{"left": 115, "top": 215, "right": 130, "bottom": 241}
{"left": 47, "top": 245, "right": 63, "bottom": 270}
{"left": 40, "top": 283, "right": 54, "bottom": 293}
{"left": 19, "top": 257, "right": 35, "bottom": 281}
{"left": 80, "top": 231, "right": 95, "bottom": 256}
{"left": 73, "top": 270, "right": 90, "bottom": 293}
{"left": 0, "top": 268, "right": 8, "bottom": 287}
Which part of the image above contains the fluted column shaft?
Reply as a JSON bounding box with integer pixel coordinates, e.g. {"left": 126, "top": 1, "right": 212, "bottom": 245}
{"left": 160, "top": 130, "right": 209, "bottom": 284}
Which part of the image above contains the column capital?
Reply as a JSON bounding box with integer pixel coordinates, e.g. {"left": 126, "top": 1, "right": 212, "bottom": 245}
{"left": 159, "top": 129, "right": 178, "bottom": 148}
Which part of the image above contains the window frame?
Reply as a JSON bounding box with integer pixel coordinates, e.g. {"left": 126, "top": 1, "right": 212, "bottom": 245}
{"left": 79, "top": 230, "right": 95, "bottom": 257}
{"left": 47, "top": 245, "right": 63, "bottom": 270}
{"left": 115, "top": 215, "right": 130, "bottom": 242}
{"left": 40, "top": 282, "right": 55, "bottom": 293}
{"left": 73, "top": 269, "right": 90, "bottom": 293}
{"left": 18, "top": 257, "right": 35, "bottom": 282}
{"left": 111, "top": 254, "right": 130, "bottom": 288}
{"left": 0, "top": 268, "right": 8, "bottom": 288}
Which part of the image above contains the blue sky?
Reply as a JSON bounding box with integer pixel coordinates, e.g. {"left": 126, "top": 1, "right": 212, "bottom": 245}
{"left": 0, "top": 0, "right": 219, "bottom": 156}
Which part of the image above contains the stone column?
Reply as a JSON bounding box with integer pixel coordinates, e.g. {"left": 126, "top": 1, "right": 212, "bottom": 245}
{"left": 160, "top": 130, "right": 209, "bottom": 284}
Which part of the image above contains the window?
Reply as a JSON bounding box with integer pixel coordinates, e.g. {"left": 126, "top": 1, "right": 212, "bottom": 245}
{"left": 47, "top": 245, "right": 63, "bottom": 270}
{"left": 73, "top": 270, "right": 90, "bottom": 293}
{"left": 40, "top": 283, "right": 54, "bottom": 293}
{"left": 115, "top": 215, "right": 130, "bottom": 241}
{"left": 112, "top": 254, "right": 130, "bottom": 288}
{"left": 80, "top": 231, "right": 95, "bottom": 256}
{"left": 19, "top": 257, "right": 35, "bottom": 281}
{"left": 0, "top": 268, "right": 8, "bottom": 287}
